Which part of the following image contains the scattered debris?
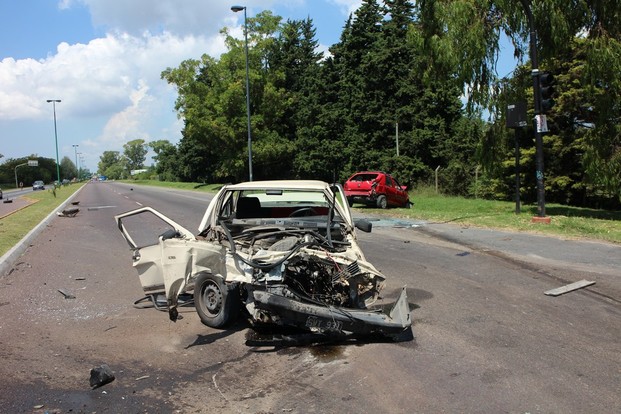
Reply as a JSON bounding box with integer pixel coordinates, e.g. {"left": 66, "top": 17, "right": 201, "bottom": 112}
{"left": 33, "top": 404, "right": 44, "bottom": 409}
{"left": 57, "top": 207, "right": 80, "bottom": 217}
{"left": 544, "top": 279, "right": 595, "bottom": 297}
{"left": 74, "top": 277, "right": 86, "bottom": 281}
{"left": 456, "top": 251, "right": 470, "bottom": 257}
{"left": 89, "top": 364, "right": 115, "bottom": 389}
{"left": 3, "top": 198, "right": 12, "bottom": 204}
{"left": 58, "top": 288, "right": 76, "bottom": 299}
{"left": 135, "top": 375, "right": 150, "bottom": 381}
{"left": 71, "top": 201, "right": 80, "bottom": 205}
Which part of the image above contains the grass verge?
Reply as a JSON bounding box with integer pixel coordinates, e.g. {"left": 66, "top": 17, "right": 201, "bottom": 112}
{"left": 368, "top": 187, "right": 621, "bottom": 244}
{"left": 0, "top": 184, "right": 84, "bottom": 257}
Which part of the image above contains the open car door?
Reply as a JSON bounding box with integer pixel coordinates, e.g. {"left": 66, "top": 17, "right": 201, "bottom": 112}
{"left": 115, "top": 207, "right": 198, "bottom": 298}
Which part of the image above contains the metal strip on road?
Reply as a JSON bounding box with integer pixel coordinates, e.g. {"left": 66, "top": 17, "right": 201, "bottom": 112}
{"left": 544, "top": 279, "right": 596, "bottom": 296}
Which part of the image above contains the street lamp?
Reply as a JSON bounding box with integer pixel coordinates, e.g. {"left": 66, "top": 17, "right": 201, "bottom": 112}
{"left": 46, "top": 99, "right": 62, "bottom": 184}
{"left": 78, "top": 154, "right": 85, "bottom": 179}
{"left": 231, "top": 5, "right": 253, "bottom": 181}
{"left": 72, "top": 144, "right": 79, "bottom": 180}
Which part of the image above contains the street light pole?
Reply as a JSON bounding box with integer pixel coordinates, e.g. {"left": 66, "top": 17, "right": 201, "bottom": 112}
{"left": 72, "top": 144, "right": 79, "bottom": 180}
{"left": 231, "top": 5, "right": 253, "bottom": 181}
{"left": 79, "top": 154, "right": 85, "bottom": 178}
{"left": 46, "top": 99, "right": 62, "bottom": 184}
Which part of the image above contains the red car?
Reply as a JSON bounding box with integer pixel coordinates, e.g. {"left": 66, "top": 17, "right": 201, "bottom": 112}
{"left": 343, "top": 171, "right": 411, "bottom": 208}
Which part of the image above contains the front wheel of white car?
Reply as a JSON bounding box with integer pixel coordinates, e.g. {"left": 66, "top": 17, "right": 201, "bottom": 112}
{"left": 194, "top": 273, "right": 239, "bottom": 328}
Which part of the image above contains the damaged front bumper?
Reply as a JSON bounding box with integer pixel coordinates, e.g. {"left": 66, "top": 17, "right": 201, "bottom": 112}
{"left": 252, "top": 286, "right": 411, "bottom": 337}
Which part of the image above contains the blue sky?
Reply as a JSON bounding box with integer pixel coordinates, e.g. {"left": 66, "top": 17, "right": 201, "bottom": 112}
{"left": 0, "top": 0, "right": 515, "bottom": 174}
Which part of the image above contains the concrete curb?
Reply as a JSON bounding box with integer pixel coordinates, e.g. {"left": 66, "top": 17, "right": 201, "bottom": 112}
{"left": 0, "top": 184, "right": 87, "bottom": 277}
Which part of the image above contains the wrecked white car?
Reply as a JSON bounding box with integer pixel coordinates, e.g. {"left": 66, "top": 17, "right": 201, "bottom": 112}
{"left": 115, "top": 180, "right": 411, "bottom": 342}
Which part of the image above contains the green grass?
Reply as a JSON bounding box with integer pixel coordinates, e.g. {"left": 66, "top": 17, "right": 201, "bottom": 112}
{"left": 0, "top": 184, "right": 84, "bottom": 256}
{"left": 366, "top": 186, "right": 621, "bottom": 244}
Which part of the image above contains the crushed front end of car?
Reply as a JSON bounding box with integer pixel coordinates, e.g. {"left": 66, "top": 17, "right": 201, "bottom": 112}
{"left": 232, "top": 230, "right": 410, "bottom": 338}
{"left": 116, "top": 180, "right": 412, "bottom": 344}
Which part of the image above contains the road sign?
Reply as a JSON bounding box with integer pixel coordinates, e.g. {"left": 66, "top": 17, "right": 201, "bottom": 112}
{"left": 536, "top": 114, "right": 548, "bottom": 133}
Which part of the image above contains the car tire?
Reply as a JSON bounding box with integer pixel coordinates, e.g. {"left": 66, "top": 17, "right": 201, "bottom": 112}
{"left": 376, "top": 195, "right": 387, "bottom": 209}
{"left": 194, "top": 273, "right": 239, "bottom": 328}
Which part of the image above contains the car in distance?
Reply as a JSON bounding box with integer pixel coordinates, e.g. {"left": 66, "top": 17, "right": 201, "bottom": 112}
{"left": 115, "top": 180, "right": 411, "bottom": 344}
{"left": 32, "top": 180, "right": 45, "bottom": 191}
{"left": 343, "top": 171, "right": 411, "bottom": 208}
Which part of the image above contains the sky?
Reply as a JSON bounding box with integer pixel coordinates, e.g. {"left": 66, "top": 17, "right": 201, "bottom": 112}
{"left": 1, "top": 0, "right": 515, "bottom": 174}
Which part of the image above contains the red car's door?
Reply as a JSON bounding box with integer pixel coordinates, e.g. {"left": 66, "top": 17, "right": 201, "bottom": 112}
{"left": 386, "top": 175, "right": 407, "bottom": 207}
{"left": 383, "top": 175, "right": 397, "bottom": 206}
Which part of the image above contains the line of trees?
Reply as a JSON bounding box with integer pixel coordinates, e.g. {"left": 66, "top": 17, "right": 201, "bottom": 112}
{"left": 0, "top": 154, "right": 90, "bottom": 188}
{"left": 98, "top": 0, "right": 621, "bottom": 209}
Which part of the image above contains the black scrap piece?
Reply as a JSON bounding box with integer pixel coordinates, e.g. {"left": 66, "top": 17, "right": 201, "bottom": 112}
{"left": 89, "top": 364, "right": 115, "bottom": 389}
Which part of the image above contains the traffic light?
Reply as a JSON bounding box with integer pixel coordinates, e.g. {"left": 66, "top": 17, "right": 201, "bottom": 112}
{"left": 539, "top": 72, "right": 555, "bottom": 113}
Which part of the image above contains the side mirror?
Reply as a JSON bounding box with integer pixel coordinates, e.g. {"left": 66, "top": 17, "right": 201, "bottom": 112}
{"left": 354, "top": 219, "right": 372, "bottom": 233}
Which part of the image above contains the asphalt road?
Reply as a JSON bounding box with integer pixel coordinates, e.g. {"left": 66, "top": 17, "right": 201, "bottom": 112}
{"left": 0, "top": 181, "right": 619, "bottom": 413}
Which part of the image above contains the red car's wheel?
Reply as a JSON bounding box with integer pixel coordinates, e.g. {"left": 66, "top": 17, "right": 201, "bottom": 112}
{"left": 376, "top": 195, "right": 387, "bottom": 209}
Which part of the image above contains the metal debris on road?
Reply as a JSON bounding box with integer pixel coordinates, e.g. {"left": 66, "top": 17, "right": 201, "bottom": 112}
{"left": 544, "top": 279, "right": 595, "bottom": 296}
{"left": 57, "top": 288, "right": 76, "bottom": 299}
{"left": 57, "top": 207, "right": 80, "bottom": 217}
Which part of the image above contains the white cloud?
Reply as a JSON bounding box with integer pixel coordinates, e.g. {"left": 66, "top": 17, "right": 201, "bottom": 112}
{"left": 0, "top": 31, "right": 226, "bottom": 122}
{"left": 74, "top": 0, "right": 282, "bottom": 37}
{"left": 327, "top": 0, "right": 361, "bottom": 16}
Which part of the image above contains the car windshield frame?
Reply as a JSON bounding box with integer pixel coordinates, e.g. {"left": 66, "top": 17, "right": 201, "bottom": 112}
{"left": 198, "top": 181, "right": 353, "bottom": 234}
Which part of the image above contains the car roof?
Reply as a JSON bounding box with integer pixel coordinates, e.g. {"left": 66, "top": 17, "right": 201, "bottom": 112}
{"left": 224, "top": 180, "right": 332, "bottom": 191}
{"left": 351, "top": 171, "right": 384, "bottom": 174}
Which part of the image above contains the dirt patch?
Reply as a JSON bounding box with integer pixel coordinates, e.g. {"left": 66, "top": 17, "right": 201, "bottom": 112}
{"left": 0, "top": 195, "right": 38, "bottom": 219}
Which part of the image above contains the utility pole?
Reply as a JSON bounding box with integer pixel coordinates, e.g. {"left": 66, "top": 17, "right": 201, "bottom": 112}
{"left": 519, "top": 0, "right": 550, "bottom": 223}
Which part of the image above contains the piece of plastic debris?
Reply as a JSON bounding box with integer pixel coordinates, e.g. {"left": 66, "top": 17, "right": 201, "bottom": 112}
{"left": 456, "top": 251, "right": 470, "bottom": 257}
{"left": 135, "top": 375, "right": 150, "bottom": 381}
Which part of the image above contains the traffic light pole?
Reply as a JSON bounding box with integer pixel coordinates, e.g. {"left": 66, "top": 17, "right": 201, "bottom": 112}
{"left": 520, "top": 0, "right": 548, "bottom": 221}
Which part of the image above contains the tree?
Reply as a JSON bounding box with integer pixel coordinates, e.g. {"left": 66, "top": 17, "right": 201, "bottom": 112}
{"left": 98, "top": 151, "right": 127, "bottom": 180}
{"left": 153, "top": 3, "right": 618, "bottom": 207}
{"left": 123, "top": 139, "right": 148, "bottom": 173}
{"left": 0, "top": 155, "right": 57, "bottom": 188}
{"left": 60, "top": 156, "right": 77, "bottom": 180}
{"left": 416, "top": 0, "right": 621, "bottom": 202}
{"left": 149, "top": 140, "right": 179, "bottom": 181}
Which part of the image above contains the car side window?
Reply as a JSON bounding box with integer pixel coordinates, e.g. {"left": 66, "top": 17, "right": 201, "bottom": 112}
{"left": 385, "top": 176, "right": 393, "bottom": 187}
